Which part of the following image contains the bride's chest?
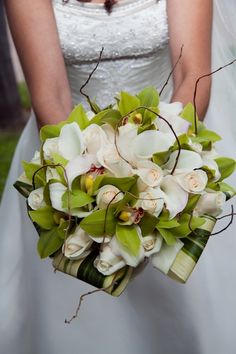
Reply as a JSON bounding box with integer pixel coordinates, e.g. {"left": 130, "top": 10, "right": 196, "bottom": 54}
{"left": 53, "top": 0, "right": 168, "bottom": 64}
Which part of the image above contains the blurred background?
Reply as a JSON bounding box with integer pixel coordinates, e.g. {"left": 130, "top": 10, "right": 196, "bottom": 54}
{"left": 0, "top": 2, "right": 31, "bottom": 199}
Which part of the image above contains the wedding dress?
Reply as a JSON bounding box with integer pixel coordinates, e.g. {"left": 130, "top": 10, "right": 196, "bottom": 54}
{"left": 0, "top": 1, "right": 236, "bottom": 354}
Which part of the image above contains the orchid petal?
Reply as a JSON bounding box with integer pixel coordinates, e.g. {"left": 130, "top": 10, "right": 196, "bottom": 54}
{"left": 151, "top": 238, "right": 184, "bottom": 274}
{"left": 164, "top": 149, "right": 203, "bottom": 174}
{"left": 161, "top": 175, "right": 188, "bottom": 219}
{"left": 58, "top": 122, "right": 85, "bottom": 160}
{"left": 83, "top": 124, "right": 108, "bottom": 155}
{"left": 65, "top": 154, "right": 95, "bottom": 187}
{"left": 202, "top": 156, "right": 221, "bottom": 181}
{"left": 117, "top": 123, "right": 138, "bottom": 165}
{"left": 132, "top": 130, "right": 174, "bottom": 159}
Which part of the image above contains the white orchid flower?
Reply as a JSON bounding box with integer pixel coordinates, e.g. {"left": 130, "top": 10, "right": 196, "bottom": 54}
{"left": 62, "top": 226, "right": 93, "bottom": 260}
{"left": 194, "top": 191, "right": 226, "bottom": 217}
{"left": 28, "top": 187, "right": 46, "bottom": 210}
{"left": 97, "top": 143, "right": 132, "bottom": 177}
{"left": 141, "top": 233, "right": 163, "bottom": 257}
{"left": 156, "top": 101, "right": 190, "bottom": 136}
{"left": 132, "top": 130, "right": 174, "bottom": 159}
{"left": 58, "top": 122, "right": 85, "bottom": 160}
{"left": 151, "top": 238, "right": 184, "bottom": 274}
{"left": 117, "top": 123, "right": 138, "bottom": 166}
{"left": 175, "top": 170, "right": 208, "bottom": 194}
{"left": 43, "top": 137, "right": 59, "bottom": 160}
{"left": 113, "top": 227, "right": 145, "bottom": 267}
{"left": 83, "top": 124, "right": 108, "bottom": 155}
{"left": 101, "top": 123, "right": 116, "bottom": 144}
{"left": 96, "top": 185, "right": 124, "bottom": 209}
{"left": 163, "top": 149, "right": 203, "bottom": 174}
{"left": 133, "top": 160, "right": 163, "bottom": 190}
{"left": 65, "top": 154, "right": 96, "bottom": 187}
{"left": 136, "top": 187, "right": 165, "bottom": 217}
{"left": 161, "top": 175, "right": 188, "bottom": 219}
{"left": 94, "top": 239, "right": 126, "bottom": 276}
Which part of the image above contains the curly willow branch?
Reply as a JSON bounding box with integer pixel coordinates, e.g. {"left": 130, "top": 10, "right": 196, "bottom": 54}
{"left": 159, "top": 45, "right": 184, "bottom": 97}
{"left": 65, "top": 278, "right": 118, "bottom": 324}
{"left": 193, "top": 58, "right": 236, "bottom": 135}
{"left": 80, "top": 47, "right": 104, "bottom": 112}
{"left": 210, "top": 205, "right": 235, "bottom": 237}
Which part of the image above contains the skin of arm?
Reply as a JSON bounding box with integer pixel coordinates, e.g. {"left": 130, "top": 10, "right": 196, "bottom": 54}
{"left": 5, "top": 0, "right": 72, "bottom": 127}
{"left": 167, "top": 0, "right": 213, "bottom": 120}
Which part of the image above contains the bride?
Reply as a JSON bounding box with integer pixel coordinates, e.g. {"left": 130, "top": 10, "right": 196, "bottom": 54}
{"left": 1, "top": 0, "right": 236, "bottom": 353}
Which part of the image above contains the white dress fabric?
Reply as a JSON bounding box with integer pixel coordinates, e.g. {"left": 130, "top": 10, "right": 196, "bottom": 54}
{"left": 0, "top": 1, "right": 236, "bottom": 354}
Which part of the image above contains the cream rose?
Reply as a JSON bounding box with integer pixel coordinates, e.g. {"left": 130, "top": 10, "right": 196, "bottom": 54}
{"left": 134, "top": 160, "right": 163, "bottom": 190}
{"left": 142, "top": 233, "right": 163, "bottom": 257}
{"left": 62, "top": 226, "right": 93, "bottom": 260}
{"left": 137, "top": 187, "right": 165, "bottom": 217}
{"left": 175, "top": 170, "right": 208, "bottom": 194}
{"left": 96, "top": 185, "right": 124, "bottom": 209}
{"left": 28, "top": 187, "right": 46, "bottom": 210}
{"left": 43, "top": 137, "right": 59, "bottom": 160}
{"left": 194, "top": 191, "right": 226, "bottom": 217}
{"left": 94, "top": 242, "right": 126, "bottom": 276}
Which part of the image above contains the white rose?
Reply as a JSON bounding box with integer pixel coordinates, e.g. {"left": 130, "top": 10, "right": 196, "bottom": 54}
{"left": 96, "top": 185, "right": 124, "bottom": 209}
{"left": 175, "top": 170, "right": 208, "bottom": 194}
{"left": 134, "top": 160, "right": 163, "bottom": 190}
{"left": 194, "top": 191, "right": 226, "bottom": 217}
{"left": 28, "top": 187, "right": 46, "bottom": 210}
{"left": 43, "top": 137, "right": 59, "bottom": 160}
{"left": 94, "top": 242, "right": 126, "bottom": 276}
{"left": 142, "top": 233, "right": 163, "bottom": 257}
{"left": 62, "top": 226, "right": 93, "bottom": 260}
{"left": 137, "top": 187, "right": 164, "bottom": 217}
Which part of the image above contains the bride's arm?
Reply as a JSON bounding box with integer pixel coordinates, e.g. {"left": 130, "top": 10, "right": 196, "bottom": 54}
{"left": 5, "top": 0, "right": 72, "bottom": 127}
{"left": 167, "top": 0, "right": 212, "bottom": 119}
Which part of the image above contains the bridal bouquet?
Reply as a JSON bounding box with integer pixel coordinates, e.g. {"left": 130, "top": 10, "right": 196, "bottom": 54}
{"left": 14, "top": 87, "right": 235, "bottom": 296}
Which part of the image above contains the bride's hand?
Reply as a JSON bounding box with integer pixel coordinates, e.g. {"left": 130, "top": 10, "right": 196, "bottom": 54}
{"left": 5, "top": 0, "right": 73, "bottom": 127}
{"left": 167, "top": 0, "right": 213, "bottom": 120}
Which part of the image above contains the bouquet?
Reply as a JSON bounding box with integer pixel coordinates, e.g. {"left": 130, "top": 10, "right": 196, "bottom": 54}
{"left": 14, "top": 86, "right": 236, "bottom": 297}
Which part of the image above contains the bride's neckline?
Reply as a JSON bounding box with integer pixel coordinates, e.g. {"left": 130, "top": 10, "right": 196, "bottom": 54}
{"left": 65, "top": 0, "right": 156, "bottom": 11}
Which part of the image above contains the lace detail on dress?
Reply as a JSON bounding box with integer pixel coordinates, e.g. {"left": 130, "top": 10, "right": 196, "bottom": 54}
{"left": 53, "top": 0, "right": 168, "bottom": 64}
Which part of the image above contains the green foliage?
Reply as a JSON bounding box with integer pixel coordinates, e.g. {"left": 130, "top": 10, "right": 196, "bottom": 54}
{"left": 62, "top": 189, "right": 94, "bottom": 209}
{"left": 29, "top": 206, "right": 56, "bottom": 230}
{"left": 215, "top": 157, "right": 236, "bottom": 180}
{"left": 22, "top": 161, "right": 45, "bottom": 187}
{"left": 80, "top": 208, "right": 116, "bottom": 236}
{"left": 118, "top": 92, "right": 141, "bottom": 116}
{"left": 99, "top": 176, "right": 138, "bottom": 192}
{"left": 37, "top": 226, "right": 65, "bottom": 259}
{"left": 89, "top": 109, "right": 121, "bottom": 128}
{"left": 181, "top": 103, "right": 199, "bottom": 131}
{"left": 116, "top": 224, "right": 141, "bottom": 256}
{"left": 139, "top": 212, "right": 158, "bottom": 236}
{"left": 40, "top": 124, "right": 62, "bottom": 142}
{"left": 67, "top": 104, "right": 89, "bottom": 129}
{"left": 137, "top": 86, "right": 159, "bottom": 121}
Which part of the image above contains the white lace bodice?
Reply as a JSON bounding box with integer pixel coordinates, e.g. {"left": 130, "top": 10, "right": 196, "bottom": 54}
{"left": 53, "top": 0, "right": 171, "bottom": 107}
